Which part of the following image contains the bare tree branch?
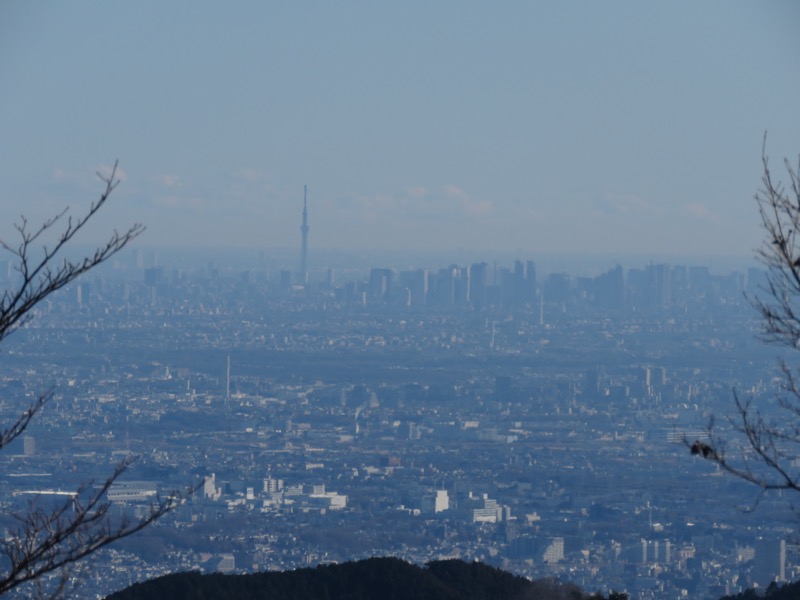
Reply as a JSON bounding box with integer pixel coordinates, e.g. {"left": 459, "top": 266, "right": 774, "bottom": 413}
{"left": 691, "top": 134, "right": 800, "bottom": 506}
{"left": 0, "top": 163, "right": 192, "bottom": 598}
{"left": 0, "top": 392, "right": 48, "bottom": 452}
{"left": 0, "top": 160, "right": 144, "bottom": 346}
{"left": 0, "top": 458, "right": 187, "bottom": 596}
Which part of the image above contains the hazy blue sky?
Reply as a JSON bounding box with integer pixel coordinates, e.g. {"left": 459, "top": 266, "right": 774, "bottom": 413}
{"left": 1, "top": 2, "right": 799, "bottom": 261}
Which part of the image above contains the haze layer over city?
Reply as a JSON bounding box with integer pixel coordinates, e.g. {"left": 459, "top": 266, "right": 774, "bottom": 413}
{"left": 2, "top": 2, "right": 800, "bottom": 600}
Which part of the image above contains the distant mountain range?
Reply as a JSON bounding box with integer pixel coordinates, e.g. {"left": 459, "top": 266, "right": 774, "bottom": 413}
{"left": 104, "top": 557, "right": 627, "bottom": 600}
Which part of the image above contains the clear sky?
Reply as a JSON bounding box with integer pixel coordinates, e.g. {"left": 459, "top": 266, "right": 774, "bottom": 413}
{"left": 1, "top": 1, "right": 799, "bottom": 262}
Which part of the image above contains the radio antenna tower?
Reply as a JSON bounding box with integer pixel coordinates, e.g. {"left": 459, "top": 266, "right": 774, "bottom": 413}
{"left": 300, "top": 185, "right": 309, "bottom": 284}
{"left": 226, "top": 355, "right": 231, "bottom": 402}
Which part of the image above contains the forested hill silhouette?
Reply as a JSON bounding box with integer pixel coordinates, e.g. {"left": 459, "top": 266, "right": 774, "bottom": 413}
{"left": 720, "top": 579, "right": 800, "bottom": 600}
{"left": 104, "top": 557, "right": 627, "bottom": 600}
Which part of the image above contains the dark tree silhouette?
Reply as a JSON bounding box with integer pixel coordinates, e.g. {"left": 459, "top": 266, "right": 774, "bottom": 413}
{"left": 104, "top": 556, "right": 625, "bottom": 600}
{"left": 691, "top": 135, "right": 800, "bottom": 506}
{"left": 0, "top": 163, "right": 184, "bottom": 598}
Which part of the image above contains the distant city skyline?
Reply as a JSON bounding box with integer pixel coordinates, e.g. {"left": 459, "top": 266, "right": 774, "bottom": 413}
{"left": 1, "top": 2, "right": 799, "bottom": 256}
{"left": 110, "top": 244, "right": 760, "bottom": 281}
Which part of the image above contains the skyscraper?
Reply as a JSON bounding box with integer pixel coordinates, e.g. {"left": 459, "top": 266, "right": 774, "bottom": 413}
{"left": 754, "top": 539, "right": 785, "bottom": 586}
{"left": 300, "top": 185, "right": 309, "bottom": 284}
{"left": 469, "top": 262, "right": 488, "bottom": 309}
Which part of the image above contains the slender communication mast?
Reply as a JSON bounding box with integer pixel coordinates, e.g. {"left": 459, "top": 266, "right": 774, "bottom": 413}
{"left": 226, "top": 355, "right": 231, "bottom": 402}
{"left": 300, "top": 185, "right": 309, "bottom": 284}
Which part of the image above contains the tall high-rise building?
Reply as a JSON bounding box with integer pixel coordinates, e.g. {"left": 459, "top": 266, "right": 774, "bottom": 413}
{"left": 300, "top": 185, "right": 309, "bottom": 284}
{"left": 23, "top": 435, "right": 35, "bottom": 456}
{"left": 754, "top": 539, "right": 786, "bottom": 586}
{"left": 469, "top": 262, "right": 488, "bottom": 309}
{"left": 421, "top": 490, "right": 449, "bottom": 515}
{"left": 646, "top": 263, "right": 671, "bottom": 308}
{"left": 593, "top": 265, "right": 625, "bottom": 309}
{"left": 369, "top": 268, "right": 393, "bottom": 301}
{"left": 526, "top": 260, "right": 536, "bottom": 298}
{"left": 432, "top": 267, "right": 457, "bottom": 307}
{"left": 203, "top": 473, "right": 221, "bottom": 500}
{"left": 398, "top": 269, "right": 428, "bottom": 308}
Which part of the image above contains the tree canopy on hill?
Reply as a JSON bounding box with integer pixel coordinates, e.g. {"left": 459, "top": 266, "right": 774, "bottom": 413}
{"left": 104, "top": 557, "right": 627, "bottom": 600}
{"left": 720, "top": 579, "right": 800, "bottom": 600}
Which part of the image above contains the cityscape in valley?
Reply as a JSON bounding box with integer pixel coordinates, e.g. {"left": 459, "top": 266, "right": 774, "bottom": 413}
{"left": 0, "top": 242, "right": 793, "bottom": 599}
{"left": 3, "top": 4, "right": 799, "bottom": 599}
